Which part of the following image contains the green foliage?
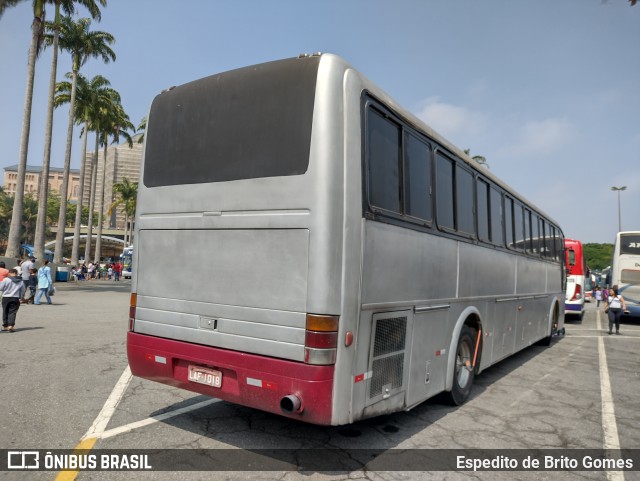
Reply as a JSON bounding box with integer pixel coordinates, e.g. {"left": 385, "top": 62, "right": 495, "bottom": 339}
{"left": 584, "top": 243, "right": 614, "bottom": 271}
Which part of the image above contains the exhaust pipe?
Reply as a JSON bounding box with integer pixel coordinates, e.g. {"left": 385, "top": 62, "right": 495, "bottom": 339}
{"left": 280, "top": 394, "right": 302, "bottom": 413}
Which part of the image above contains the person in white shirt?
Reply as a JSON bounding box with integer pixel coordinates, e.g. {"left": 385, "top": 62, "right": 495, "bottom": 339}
{"left": 606, "top": 285, "right": 627, "bottom": 335}
{"left": 0, "top": 269, "right": 26, "bottom": 332}
{"left": 20, "top": 256, "right": 36, "bottom": 300}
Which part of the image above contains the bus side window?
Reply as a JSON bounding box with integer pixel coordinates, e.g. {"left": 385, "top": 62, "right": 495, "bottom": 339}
{"left": 435, "top": 153, "right": 455, "bottom": 230}
{"left": 490, "top": 186, "right": 504, "bottom": 246}
{"left": 476, "top": 178, "right": 490, "bottom": 243}
{"left": 505, "top": 197, "right": 515, "bottom": 249}
{"left": 514, "top": 203, "right": 525, "bottom": 252}
{"left": 367, "top": 107, "right": 402, "bottom": 214}
{"left": 404, "top": 133, "right": 432, "bottom": 222}
{"left": 455, "top": 165, "right": 475, "bottom": 236}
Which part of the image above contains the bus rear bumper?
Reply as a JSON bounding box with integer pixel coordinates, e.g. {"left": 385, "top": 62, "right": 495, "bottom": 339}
{"left": 127, "top": 332, "right": 335, "bottom": 425}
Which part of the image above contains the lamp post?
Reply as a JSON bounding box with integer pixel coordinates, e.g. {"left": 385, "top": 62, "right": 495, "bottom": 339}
{"left": 610, "top": 186, "right": 627, "bottom": 233}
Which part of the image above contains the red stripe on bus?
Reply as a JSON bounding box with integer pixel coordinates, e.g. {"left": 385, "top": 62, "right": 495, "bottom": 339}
{"left": 127, "top": 332, "right": 334, "bottom": 425}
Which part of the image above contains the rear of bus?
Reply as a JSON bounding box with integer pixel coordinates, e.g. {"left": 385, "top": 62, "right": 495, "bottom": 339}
{"left": 612, "top": 232, "right": 640, "bottom": 319}
{"left": 127, "top": 55, "right": 356, "bottom": 425}
{"left": 564, "top": 238, "right": 586, "bottom": 317}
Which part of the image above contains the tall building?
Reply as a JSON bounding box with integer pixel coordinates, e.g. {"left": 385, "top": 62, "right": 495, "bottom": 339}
{"left": 82, "top": 139, "right": 143, "bottom": 229}
{"left": 3, "top": 165, "right": 81, "bottom": 202}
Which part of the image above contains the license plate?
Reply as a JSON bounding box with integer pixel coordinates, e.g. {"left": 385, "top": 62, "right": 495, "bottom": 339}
{"left": 188, "top": 365, "right": 222, "bottom": 388}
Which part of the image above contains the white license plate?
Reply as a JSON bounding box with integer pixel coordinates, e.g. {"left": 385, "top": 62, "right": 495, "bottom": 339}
{"left": 188, "top": 365, "right": 222, "bottom": 388}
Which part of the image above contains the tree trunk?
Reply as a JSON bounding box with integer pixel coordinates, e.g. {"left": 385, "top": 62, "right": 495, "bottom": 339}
{"left": 34, "top": 20, "right": 59, "bottom": 261}
{"left": 84, "top": 135, "right": 99, "bottom": 263}
{"left": 70, "top": 120, "right": 89, "bottom": 265}
{"left": 5, "top": 16, "right": 41, "bottom": 258}
{"left": 53, "top": 68, "right": 79, "bottom": 263}
{"left": 94, "top": 141, "right": 108, "bottom": 262}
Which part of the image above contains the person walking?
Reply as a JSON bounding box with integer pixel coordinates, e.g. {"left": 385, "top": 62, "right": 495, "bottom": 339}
{"left": 26, "top": 268, "right": 38, "bottom": 304}
{"left": 594, "top": 287, "right": 602, "bottom": 308}
{"left": 20, "top": 255, "right": 35, "bottom": 302}
{"left": 113, "top": 261, "right": 121, "bottom": 281}
{"left": 35, "top": 260, "right": 53, "bottom": 305}
{"left": 605, "top": 285, "right": 627, "bottom": 335}
{"left": 0, "top": 269, "right": 26, "bottom": 332}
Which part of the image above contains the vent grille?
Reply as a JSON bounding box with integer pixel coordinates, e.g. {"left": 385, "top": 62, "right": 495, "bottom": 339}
{"left": 373, "top": 317, "right": 406, "bottom": 356}
{"left": 368, "top": 315, "right": 407, "bottom": 401}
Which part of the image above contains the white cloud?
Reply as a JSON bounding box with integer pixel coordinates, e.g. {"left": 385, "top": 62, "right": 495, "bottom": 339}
{"left": 415, "top": 97, "right": 488, "bottom": 140}
{"left": 500, "top": 118, "right": 578, "bottom": 158}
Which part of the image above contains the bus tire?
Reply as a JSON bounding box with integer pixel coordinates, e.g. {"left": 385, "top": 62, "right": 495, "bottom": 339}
{"left": 447, "top": 325, "right": 476, "bottom": 406}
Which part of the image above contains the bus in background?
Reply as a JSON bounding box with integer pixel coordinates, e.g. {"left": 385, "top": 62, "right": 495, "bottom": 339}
{"left": 20, "top": 244, "right": 54, "bottom": 263}
{"left": 120, "top": 246, "right": 133, "bottom": 279}
{"left": 584, "top": 275, "right": 593, "bottom": 303}
{"left": 611, "top": 231, "right": 640, "bottom": 319}
{"left": 127, "top": 54, "right": 565, "bottom": 426}
{"left": 564, "top": 239, "right": 587, "bottom": 318}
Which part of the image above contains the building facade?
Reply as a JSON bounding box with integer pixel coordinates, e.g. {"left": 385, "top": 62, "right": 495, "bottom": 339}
{"left": 3, "top": 165, "right": 81, "bottom": 202}
{"left": 4, "top": 139, "right": 143, "bottom": 231}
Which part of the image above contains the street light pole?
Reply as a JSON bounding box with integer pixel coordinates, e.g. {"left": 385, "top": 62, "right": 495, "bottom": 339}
{"left": 610, "top": 186, "right": 627, "bottom": 233}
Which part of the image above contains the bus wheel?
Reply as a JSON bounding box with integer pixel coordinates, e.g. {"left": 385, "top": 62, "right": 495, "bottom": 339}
{"left": 447, "top": 325, "right": 476, "bottom": 406}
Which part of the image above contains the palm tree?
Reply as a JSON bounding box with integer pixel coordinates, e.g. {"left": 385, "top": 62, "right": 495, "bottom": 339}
{"left": 108, "top": 178, "right": 137, "bottom": 246}
{"left": 136, "top": 116, "right": 146, "bottom": 144}
{"left": 0, "top": 0, "right": 27, "bottom": 16}
{"left": 55, "top": 73, "right": 118, "bottom": 265}
{"left": 94, "top": 103, "right": 134, "bottom": 262}
{"left": 83, "top": 86, "right": 121, "bottom": 262}
{"left": 464, "top": 149, "right": 489, "bottom": 169}
{"left": 33, "top": 0, "right": 106, "bottom": 262}
{"left": 4, "top": 0, "right": 47, "bottom": 257}
{"left": 52, "top": 16, "right": 115, "bottom": 263}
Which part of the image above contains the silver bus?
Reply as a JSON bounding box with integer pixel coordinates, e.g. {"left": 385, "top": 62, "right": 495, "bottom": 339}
{"left": 610, "top": 231, "right": 640, "bottom": 319}
{"left": 127, "top": 54, "right": 565, "bottom": 426}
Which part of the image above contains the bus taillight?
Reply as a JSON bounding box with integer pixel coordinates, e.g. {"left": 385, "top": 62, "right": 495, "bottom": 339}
{"left": 304, "top": 314, "right": 338, "bottom": 365}
{"left": 129, "top": 293, "right": 137, "bottom": 331}
{"left": 570, "top": 284, "right": 582, "bottom": 301}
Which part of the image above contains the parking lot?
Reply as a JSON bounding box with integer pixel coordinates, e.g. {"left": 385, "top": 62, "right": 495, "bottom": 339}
{"left": 1, "top": 283, "right": 639, "bottom": 480}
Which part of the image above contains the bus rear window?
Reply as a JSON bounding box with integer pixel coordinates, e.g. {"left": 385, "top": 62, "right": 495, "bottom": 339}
{"left": 620, "top": 234, "right": 640, "bottom": 255}
{"left": 143, "top": 56, "right": 319, "bottom": 187}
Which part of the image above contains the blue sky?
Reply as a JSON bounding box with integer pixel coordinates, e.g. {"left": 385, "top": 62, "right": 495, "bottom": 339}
{"left": 0, "top": 0, "right": 638, "bottom": 243}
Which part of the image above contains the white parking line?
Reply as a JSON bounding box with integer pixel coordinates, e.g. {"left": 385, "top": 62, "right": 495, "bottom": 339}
{"left": 83, "top": 366, "right": 133, "bottom": 440}
{"left": 97, "top": 398, "right": 220, "bottom": 440}
{"left": 596, "top": 310, "right": 625, "bottom": 481}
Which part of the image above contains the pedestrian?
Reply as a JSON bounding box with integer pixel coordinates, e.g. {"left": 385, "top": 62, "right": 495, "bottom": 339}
{"left": 35, "top": 260, "right": 53, "bottom": 305}
{"left": 0, "top": 262, "right": 10, "bottom": 281}
{"left": 26, "top": 268, "right": 38, "bottom": 304}
{"left": 594, "top": 286, "right": 602, "bottom": 308}
{"left": 20, "top": 255, "right": 35, "bottom": 301}
{"left": 114, "top": 261, "right": 121, "bottom": 282}
{"left": 107, "top": 264, "right": 113, "bottom": 280}
{"left": 605, "top": 285, "right": 627, "bottom": 335}
{"left": 0, "top": 269, "right": 26, "bottom": 332}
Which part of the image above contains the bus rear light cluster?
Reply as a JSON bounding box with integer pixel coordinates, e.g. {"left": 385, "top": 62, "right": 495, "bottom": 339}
{"left": 129, "top": 293, "right": 137, "bottom": 331}
{"left": 570, "top": 284, "right": 582, "bottom": 301}
{"left": 304, "top": 314, "right": 338, "bottom": 365}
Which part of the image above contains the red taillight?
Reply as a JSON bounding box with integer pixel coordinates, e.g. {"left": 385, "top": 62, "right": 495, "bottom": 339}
{"left": 129, "top": 293, "right": 137, "bottom": 331}
{"left": 305, "top": 331, "right": 338, "bottom": 349}
{"left": 570, "top": 284, "right": 582, "bottom": 301}
{"left": 304, "top": 314, "right": 339, "bottom": 365}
